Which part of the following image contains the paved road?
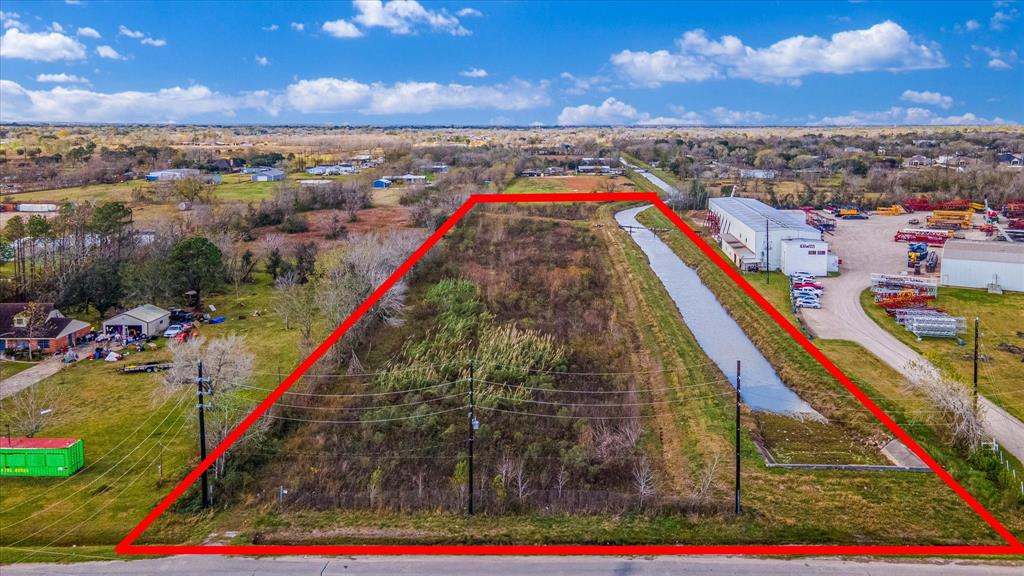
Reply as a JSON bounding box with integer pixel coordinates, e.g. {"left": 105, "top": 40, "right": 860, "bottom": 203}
{"left": 4, "top": 555, "right": 1023, "bottom": 575}
{"left": 800, "top": 214, "right": 1024, "bottom": 463}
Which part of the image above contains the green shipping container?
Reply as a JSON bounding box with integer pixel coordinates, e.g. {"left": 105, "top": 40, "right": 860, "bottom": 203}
{"left": 1, "top": 438, "right": 85, "bottom": 477}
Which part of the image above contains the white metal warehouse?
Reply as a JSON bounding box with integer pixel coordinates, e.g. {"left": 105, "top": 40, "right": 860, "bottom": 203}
{"left": 707, "top": 197, "right": 830, "bottom": 276}
{"left": 940, "top": 240, "right": 1024, "bottom": 292}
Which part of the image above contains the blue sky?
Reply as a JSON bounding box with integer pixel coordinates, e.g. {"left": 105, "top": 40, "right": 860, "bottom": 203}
{"left": 0, "top": 0, "right": 1021, "bottom": 125}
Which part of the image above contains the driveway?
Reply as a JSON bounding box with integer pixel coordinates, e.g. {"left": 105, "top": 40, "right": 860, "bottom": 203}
{"left": 0, "top": 356, "right": 66, "bottom": 400}
{"left": 800, "top": 213, "right": 1024, "bottom": 463}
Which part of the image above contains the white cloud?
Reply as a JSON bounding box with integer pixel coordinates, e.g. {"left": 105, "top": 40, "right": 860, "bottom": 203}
{"left": 284, "top": 76, "right": 549, "bottom": 115}
{"left": 611, "top": 48, "right": 719, "bottom": 86}
{"left": 0, "top": 28, "right": 86, "bottom": 61}
{"left": 284, "top": 78, "right": 374, "bottom": 113}
{"left": 119, "top": 24, "right": 164, "bottom": 46}
{"left": 95, "top": 44, "right": 125, "bottom": 59}
{"left": 118, "top": 25, "right": 145, "bottom": 39}
{"left": 612, "top": 21, "right": 945, "bottom": 86}
{"left": 460, "top": 67, "right": 487, "bottom": 78}
{"left": 0, "top": 11, "right": 28, "bottom": 32}
{"left": 815, "top": 106, "right": 1008, "bottom": 126}
{"left": 988, "top": 58, "right": 1012, "bottom": 69}
{"left": 255, "top": 55, "right": 270, "bottom": 66}
{"left": 973, "top": 45, "right": 1018, "bottom": 69}
{"left": 322, "top": 19, "right": 363, "bottom": 38}
{"left": 965, "top": 19, "right": 981, "bottom": 31}
{"left": 457, "top": 8, "right": 482, "bottom": 17}
{"left": 290, "top": 22, "right": 304, "bottom": 31}
{"left": 706, "top": 106, "right": 769, "bottom": 125}
{"left": 76, "top": 26, "right": 100, "bottom": 39}
{"left": 0, "top": 80, "right": 278, "bottom": 122}
{"left": 50, "top": 22, "right": 65, "bottom": 33}
{"left": 558, "top": 97, "right": 644, "bottom": 125}
{"left": 353, "top": 0, "right": 470, "bottom": 36}
{"left": 36, "top": 72, "right": 89, "bottom": 84}
{"left": 900, "top": 89, "right": 953, "bottom": 108}
{"left": 559, "top": 72, "right": 611, "bottom": 95}
{"left": 991, "top": 9, "right": 1018, "bottom": 31}
{"left": 557, "top": 99, "right": 768, "bottom": 126}
{"left": 262, "top": 24, "right": 279, "bottom": 31}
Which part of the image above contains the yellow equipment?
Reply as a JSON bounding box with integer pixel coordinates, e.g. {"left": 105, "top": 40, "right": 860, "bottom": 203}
{"left": 838, "top": 208, "right": 860, "bottom": 216}
{"left": 875, "top": 205, "right": 906, "bottom": 216}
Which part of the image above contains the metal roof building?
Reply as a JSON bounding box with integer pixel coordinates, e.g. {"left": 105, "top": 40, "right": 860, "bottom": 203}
{"left": 708, "top": 197, "right": 825, "bottom": 273}
{"left": 940, "top": 240, "right": 1024, "bottom": 292}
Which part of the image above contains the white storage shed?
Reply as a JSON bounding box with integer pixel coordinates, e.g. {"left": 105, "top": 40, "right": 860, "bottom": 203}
{"left": 940, "top": 241, "right": 1024, "bottom": 292}
{"left": 102, "top": 304, "right": 171, "bottom": 338}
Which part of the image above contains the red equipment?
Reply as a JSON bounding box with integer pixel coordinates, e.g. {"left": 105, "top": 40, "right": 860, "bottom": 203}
{"left": 893, "top": 230, "right": 950, "bottom": 245}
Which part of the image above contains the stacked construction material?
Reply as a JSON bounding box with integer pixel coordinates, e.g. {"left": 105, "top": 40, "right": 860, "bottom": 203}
{"left": 894, "top": 228, "right": 954, "bottom": 245}
{"left": 875, "top": 205, "right": 907, "bottom": 215}
{"left": 870, "top": 274, "right": 938, "bottom": 311}
{"left": 926, "top": 210, "right": 973, "bottom": 230}
{"left": 903, "top": 312, "right": 966, "bottom": 340}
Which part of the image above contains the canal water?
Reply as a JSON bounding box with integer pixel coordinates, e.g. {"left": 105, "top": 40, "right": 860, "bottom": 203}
{"left": 616, "top": 205, "right": 823, "bottom": 419}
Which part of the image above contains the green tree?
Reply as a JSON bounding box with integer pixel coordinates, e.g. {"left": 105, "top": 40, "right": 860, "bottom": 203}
{"left": 89, "top": 202, "right": 133, "bottom": 236}
{"left": 169, "top": 237, "right": 223, "bottom": 305}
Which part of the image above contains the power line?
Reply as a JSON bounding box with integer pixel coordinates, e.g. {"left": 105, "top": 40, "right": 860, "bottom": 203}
{"left": 2, "top": 391, "right": 193, "bottom": 526}
{"left": 237, "top": 390, "right": 469, "bottom": 411}
{"left": 3, "top": 389, "right": 191, "bottom": 512}
{"left": 234, "top": 378, "right": 464, "bottom": 398}
{"left": 225, "top": 405, "right": 466, "bottom": 424}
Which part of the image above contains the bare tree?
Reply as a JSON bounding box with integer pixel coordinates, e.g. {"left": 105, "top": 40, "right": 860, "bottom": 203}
{"left": 555, "top": 463, "right": 569, "bottom": 499}
{"left": 906, "top": 362, "right": 986, "bottom": 454}
{"left": 694, "top": 453, "right": 722, "bottom": 506}
{"left": 165, "top": 335, "right": 260, "bottom": 480}
{"left": 6, "top": 383, "right": 58, "bottom": 437}
{"left": 632, "top": 456, "right": 655, "bottom": 511}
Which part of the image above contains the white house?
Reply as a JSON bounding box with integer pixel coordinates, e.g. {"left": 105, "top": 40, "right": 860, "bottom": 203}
{"left": 940, "top": 241, "right": 1024, "bottom": 292}
{"left": 147, "top": 169, "right": 200, "bottom": 181}
{"left": 102, "top": 304, "right": 171, "bottom": 338}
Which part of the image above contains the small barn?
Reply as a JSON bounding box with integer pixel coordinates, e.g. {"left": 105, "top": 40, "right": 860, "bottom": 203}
{"left": 102, "top": 304, "right": 171, "bottom": 338}
{"left": 373, "top": 178, "right": 393, "bottom": 189}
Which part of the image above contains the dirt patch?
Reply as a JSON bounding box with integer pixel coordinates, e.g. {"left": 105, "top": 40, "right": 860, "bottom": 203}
{"left": 560, "top": 175, "right": 636, "bottom": 192}
{"left": 254, "top": 205, "right": 415, "bottom": 252}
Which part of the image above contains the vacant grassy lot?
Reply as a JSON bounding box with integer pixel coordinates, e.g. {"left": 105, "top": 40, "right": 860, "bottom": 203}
{"left": 860, "top": 287, "right": 1024, "bottom": 422}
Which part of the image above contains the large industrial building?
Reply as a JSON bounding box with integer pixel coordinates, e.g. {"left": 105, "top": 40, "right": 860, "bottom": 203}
{"left": 708, "top": 197, "right": 832, "bottom": 276}
{"left": 940, "top": 240, "right": 1024, "bottom": 292}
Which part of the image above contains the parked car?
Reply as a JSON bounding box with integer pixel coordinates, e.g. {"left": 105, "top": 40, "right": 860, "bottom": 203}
{"left": 795, "top": 299, "right": 821, "bottom": 309}
{"left": 163, "top": 324, "right": 185, "bottom": 338}
{"left": 793, "top": 287, "right": 823, "bottom": 296}
{"left": 169, "top": 308, "right": 194, "bottom": 323}
{"left": 792, "top": 281, "right": 824, "bottom": 290}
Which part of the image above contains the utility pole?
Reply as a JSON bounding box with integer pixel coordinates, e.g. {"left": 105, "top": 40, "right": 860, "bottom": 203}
{"left": 764, "top": 219, "right": 770, "bottom": 285}
{"left": 467, "top": 359, "right": 476, "bottom": 515}
{"left": 197, "top": 360, "right": 210, "bottom": 509}
{"left": 973, "top": 317, "right": 979, "bottom": 414}
{"left": 735, "top": 359, "right": 742, "bottom": 516}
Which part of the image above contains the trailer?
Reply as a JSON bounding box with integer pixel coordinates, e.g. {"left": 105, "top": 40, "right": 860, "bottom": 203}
{"left": 120, "top": 361, "right": 172, "bottom": 374}
{"left": 1, "top": 438, "right": 85, "bottom": 477}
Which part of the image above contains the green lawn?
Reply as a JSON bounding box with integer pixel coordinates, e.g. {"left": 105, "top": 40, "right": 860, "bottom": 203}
{"left": 860, "top": 287, "right": 1024, "bottom": 422}
{"left": 0, "top": 273, "right": 303, "bottom": 562}
{"left": 503, "top": 177, "right": 569, "bottom": 194}
{"left": 0, "top": 360, "right": 39, "bottom": 381}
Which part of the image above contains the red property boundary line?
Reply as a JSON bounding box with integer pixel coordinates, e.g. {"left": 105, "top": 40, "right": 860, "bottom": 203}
{"left": 117, "top": 192, "right": 1024, "bottom": 556}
